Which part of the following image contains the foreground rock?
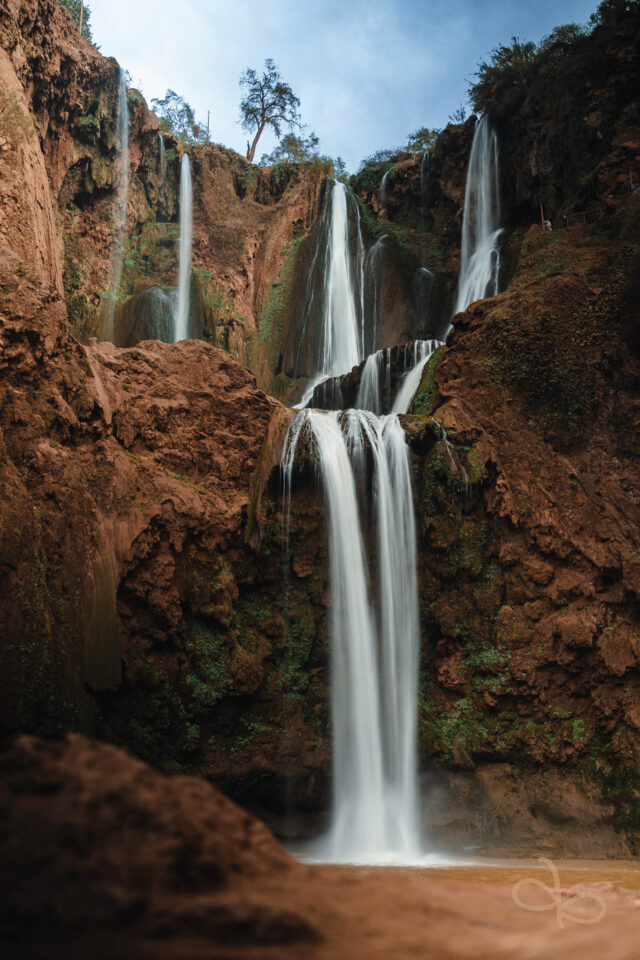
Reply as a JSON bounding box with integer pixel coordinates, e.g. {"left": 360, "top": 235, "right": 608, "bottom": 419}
{"left": 0, "top": 735, "right": 318, "bottom": 949}
{"left": 2, "top": 736, "right": 640, "bottom": 960}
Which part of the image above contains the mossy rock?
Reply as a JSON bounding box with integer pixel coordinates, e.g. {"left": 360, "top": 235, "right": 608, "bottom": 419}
{"left": 411, "top": 345, "right": 446, "bottom": 417}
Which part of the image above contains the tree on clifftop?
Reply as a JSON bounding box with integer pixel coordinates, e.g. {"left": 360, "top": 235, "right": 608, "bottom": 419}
{"left": 59, "top": 0, "right": 94, "bottom": 43}
{"left": 239, "top": 59, "right": 301, "bottom": 162}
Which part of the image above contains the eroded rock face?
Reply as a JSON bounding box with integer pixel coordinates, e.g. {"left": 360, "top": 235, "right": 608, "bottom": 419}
{"left": 0, "top": 289, "right": 332, "bottom": 823}
{"left": 0, "top": 0, "right": 331, "bottom": 827}
{"left": 408, "top": 216, "right": 640, "bottom": 853}
{"left": 0, "top": 0, "right": 324, "bottom": 398}
{"left": 2, "top": 0, "right": 640, "bottom": 861}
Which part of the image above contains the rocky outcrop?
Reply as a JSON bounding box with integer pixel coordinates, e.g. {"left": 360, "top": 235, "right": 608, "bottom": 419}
{"left": 474, "top": 4, "right": 640, "bottom": 223}
{"left": 407, "top": 209, "right": 640, "bottom": 852}
{"left": 0, "top": 0, "right": 324, "bottom": 399}
{"left": 350, "top": 122, "right": 476, "bottom": 335}
{"left": 0, "top": 0, "right": 332, "bottom": 829}
{"left": 0, "top": 275, "right": 332, "bottom": 823}
{"left": 0, "top": 734, "right": 318, "bottom": 948}
{"left": 2, "top": 0, "right": 640, "bottom": 861}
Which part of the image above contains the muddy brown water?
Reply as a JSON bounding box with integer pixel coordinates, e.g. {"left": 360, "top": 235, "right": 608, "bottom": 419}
{"left": 336, "top": 856, "right": 640, "bottom": 889}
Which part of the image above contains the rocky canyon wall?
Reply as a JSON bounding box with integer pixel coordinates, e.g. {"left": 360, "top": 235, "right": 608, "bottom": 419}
{"left": 1, "top": 0, "right": 640, "bottom": 858}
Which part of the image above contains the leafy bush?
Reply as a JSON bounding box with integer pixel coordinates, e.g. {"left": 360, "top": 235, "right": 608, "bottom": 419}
{"left": 151, "top": 90, "right": 208, "bottom": 145}
{"left": 406, "top": 127, "right": 441, "bottom": 152}
{"left": 469, "top": 0, "right": 637, "bottom": 118}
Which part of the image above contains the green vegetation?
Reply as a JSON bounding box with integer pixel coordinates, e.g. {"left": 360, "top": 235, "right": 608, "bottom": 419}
{"left": 239, "top": 58, "right": 302, "bottom": 162}
{"left": 58, "top": 0, "right": 94, "bottom": 43}
{"left": 411, "top": 346, "right": 447, "bottom": 417}
{"left": 261, "top": 130, "right": 319, "bottom": 165}
{"left": 151, "top": 89, "right": 208, "bottom": 145}
{"left": 258, "top": 235, "right": 305, "bottom": 364}
{"left": 471, "top": 0, "right": 637, "bottom": 118}
{"left": 406, "top": 127, "right": 441, "bottom": 152}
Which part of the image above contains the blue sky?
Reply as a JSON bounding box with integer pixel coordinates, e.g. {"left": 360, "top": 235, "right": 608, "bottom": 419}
{"left": 90, "top": 0, "right": 601, "bottom": 171}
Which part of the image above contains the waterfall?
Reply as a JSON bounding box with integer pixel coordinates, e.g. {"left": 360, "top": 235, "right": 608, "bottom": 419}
{"left": 414, "top": 266, "right": 434, "bottom": 327}
{"left": 282, "top": 409, "right": 421, "bottom": 862}
{"left": 379, "top": 170, "right": 389, "bottom": 214}
{"left": 174, "top": 153, "right": 193, "bottom": 342}
{"left": 420, "top": 150, "right": 429, "bottom": 203}
{"left": 297, "top": 180, "right": 363, "bottom": 407}
{"left": 363, "top": 235, "right": 387, "bottom": 354}
{"left": 453, "top": 116, "right": 502, "bottom": 319}
{"left": 158, "top": 132, "right": 166, "bottom": 182}
{"left": 392, "top": 339, "right": 442, "bottom": 414}
{"left": 321, "top": 181, "right": 361, "bottom": 375}
{"left": 355, "top": 350, "right": 386, "bottom": 414}
{"left": 102, "top": 67, "right": 129, "bottom": 342}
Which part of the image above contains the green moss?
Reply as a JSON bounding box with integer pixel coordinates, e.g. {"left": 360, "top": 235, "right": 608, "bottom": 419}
{"left": 74, "top": 114, "right": 101, "bottom": 144}
{"left": 278, "top": 587, "right": 318, "bottom": 700}
{"left": 186, "top": 625, "right": 232, "bottom": 711}
{"left": 411, "top": 346, "right": 446, "bottom": 416}
{"left": 584, "top": 734, "right": 640, "bottom": 841}
{"left": 240, "top": 163, "right": 261, "bottom": 199}
{"left": 258, "top": 236, "right": 305, "bottom": 364}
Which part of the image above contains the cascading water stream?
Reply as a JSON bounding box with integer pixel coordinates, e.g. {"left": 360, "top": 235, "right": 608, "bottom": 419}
{"left": 452, "top": 116, "right": 502, "bottom": 323}
{"left": 102, "top": 68, "right": 129, "bottom": 341}
{"left": 174, "top": 153, "right": 193, "bottom": 342}
{"left": 392, "top": 339, "right": 443, "bottom": 414}
{"left": 282, "top": 409, "right": 421, "bottom": 862}
{"left": 379, "top": 170, "right": 389, "bottom": 214}
{"left": 282, "top": 170, "right": 439, "bottom": 862}
{"left": 420, "top": 150, "right": 429, "bottom": 203}
{"left": 355, "top": 349, "right": 388, "bottom": 414}
{"left": 363, "top": 235, "right": 387, "bottom": 354}
{"left": 297, "top": 180, "right": 364, "bottom": 407}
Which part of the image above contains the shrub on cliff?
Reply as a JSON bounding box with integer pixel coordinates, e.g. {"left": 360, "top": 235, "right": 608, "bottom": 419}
{"left": 470, "top": 0, "right": 639, "bottom": 120}
{"left": 151, "top": 90, "right": 208, "bottom": 145}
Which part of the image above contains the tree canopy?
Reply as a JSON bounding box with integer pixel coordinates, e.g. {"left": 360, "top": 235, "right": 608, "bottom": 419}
{"left": 405, "top": 127, "right": 441, "bottom": 152}
{"left": 239, "top": 59, "right": 301, "bottom": 162}
{"left": 151, "top": 90, "right": 208, "bottom": 145}
{"left": 468, "top": 0, "right": 637, "bottom": 118}
{"left": 260, "top": 130, "right": 319, "bottom": 165}
{"left": 59, "top": 0, "right": 93, "bottom": 43}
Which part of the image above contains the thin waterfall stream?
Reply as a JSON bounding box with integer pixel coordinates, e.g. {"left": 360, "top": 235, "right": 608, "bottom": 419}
{"left": 452, "top": 115, "right": 502, "bottom": 323}
{"left": 102, "top": 67, "right": 129, "bottom": 342}
{"left": 158, "top": 132, "right": 166, "bottom": 182}
{"left": 174, "top": 153, "right": 193, "bottom": 342}
{"left": 297, "top": 180, "right": 364, "bottom": 407}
